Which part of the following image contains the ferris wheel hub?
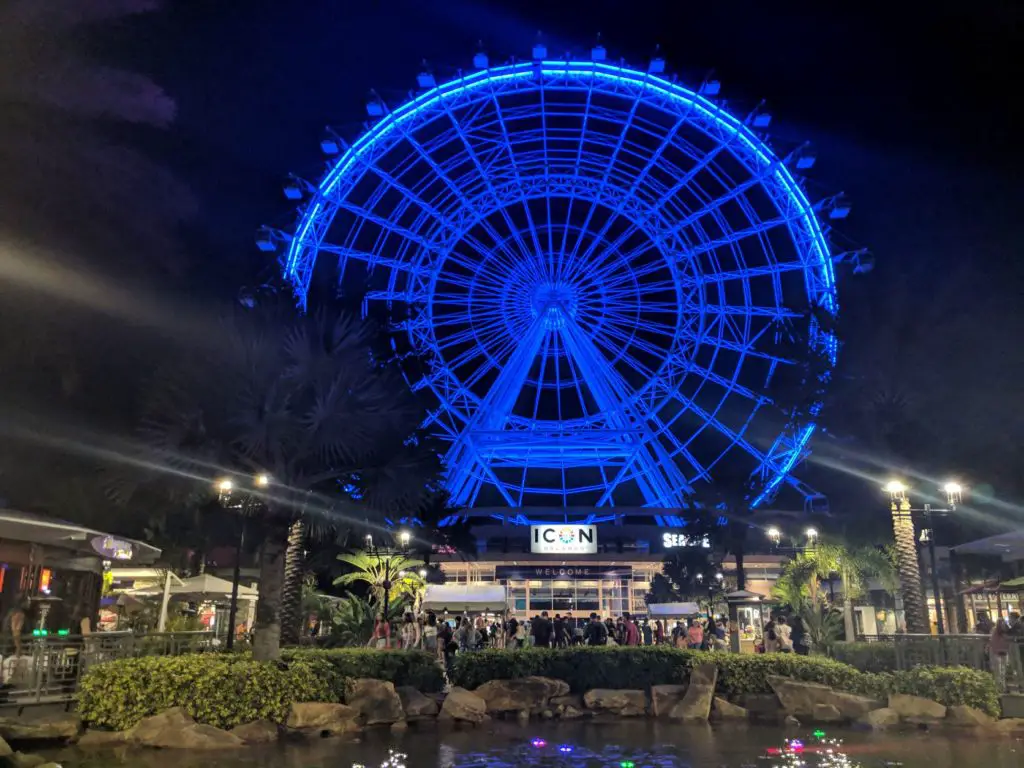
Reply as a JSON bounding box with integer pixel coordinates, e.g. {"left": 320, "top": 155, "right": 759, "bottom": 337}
{"left": 531, "top": 281, "right": 579, "bottom": 329}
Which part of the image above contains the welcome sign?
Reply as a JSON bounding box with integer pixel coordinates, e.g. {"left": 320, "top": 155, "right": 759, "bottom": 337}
{"left": 530, "top": 524, "right": 598, "bottom": 554}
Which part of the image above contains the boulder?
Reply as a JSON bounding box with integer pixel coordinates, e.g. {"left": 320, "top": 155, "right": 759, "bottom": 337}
{"left": 712, "top": 697, "right": 748, "bottom": 720}
{"left": 473, "top": 677, "right": 569, "bottom": 713}
{"left": 551, "top": 694, "right": 584, "bottom": 711}
{"left": 741, "top": 693, "right": 783, "bottom": 720}
{"left": 230, "top": 719, "right": 279, "bottom": 744}
{"left": 176, "top": 724, "right": 245, "bottom": 749}
{"left": 583, "top": 689, "right": 646, "bottom": 717}
{"left": 397, "top": 687, "right": 439, "bottom": 719}
{"left": 767, "top": 676, "right": 881, "bottom": 720}
{"left": 991, "top": 718, "right": 1024, "bottom": 735}
{"left": 812, "top": 703, "right": 843, "bottom": 723}
{"left": 77, "top": 729, "right": 130, "bottom": 747}
{"left": 651, "top": 685, "right": 689, "bottom": 717}
{"left": 784, "top": 715, "right": 801, "bottom": 727}
{"left": 286, "top": 702, "right": 361, "bottom": 736}
{"left": 668, "top": 664, "right": 717, "bottom": 721}
{"left": 857, "top": 707, "right": 901, "bottom": 730}
{"left": 7, "top": 753, "right": 45, "bottom": 768}
{"left": 439, "top": 688, "right": 487, "bottom": 724}
{"left": 561, "top": 706, "right": 585, "bottom": 720}
{"left": 888, "top": 693, "right": 946, "bottom": 722}
{"left": 390, "top": 721, "right": 408, "bottom": 732}
{"left": 946, "top": 705, "right": 996, "bottom": 728}
{"left": 0, "top": 736, "right": 11, "bottom": 758}
{"left": 346, "top": 678, "right": 405, "bottom": 725}
{"left": 129, "top": 707, "right": 194, "bottom": 746}
{"left": 0, "top": 714, "right": 82, "bottom": 742}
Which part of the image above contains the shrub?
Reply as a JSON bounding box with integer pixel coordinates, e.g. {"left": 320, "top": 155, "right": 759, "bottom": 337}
{"left": 830, "top": 642, "right": 898, "bottom": 673}
{"left": 282, "top": 648, "right": 445, "bottom": 693}
{"left": 78, "top": 654, "right": 337, "bottom": 731}
{"left": 889, "top": 666, "right": 1000, "bottom": 716}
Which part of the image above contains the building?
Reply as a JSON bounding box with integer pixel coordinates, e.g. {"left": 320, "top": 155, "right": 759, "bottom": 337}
{"left": 433, "top": 508, "right": 784, "bottom": 619}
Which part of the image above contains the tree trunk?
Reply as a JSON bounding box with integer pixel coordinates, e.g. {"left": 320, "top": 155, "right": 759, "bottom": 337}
{"left": 252, "top": 524, "right": 288, "bottom": 661}
{"left": 841, "top": 564, "right": 856, "bottom": 641}
{"left": 892, "top": 500, "right": 928, "bottom": 633}
{"left": 278, "top": 519, "right": 307, "bottom": 647}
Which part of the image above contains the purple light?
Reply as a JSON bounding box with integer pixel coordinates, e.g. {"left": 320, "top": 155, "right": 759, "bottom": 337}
{"left": 531, "top": 738, "right": 547, "bottom": 748}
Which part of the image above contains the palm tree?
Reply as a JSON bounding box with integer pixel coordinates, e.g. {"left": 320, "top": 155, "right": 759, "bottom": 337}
{"left": 333, "top": 550, "right": 427, "bottom": 607}
{"left": 331, "top": 594, "right": 409, "bottom": 647}
{"left": 117, "top": 302, "right": 440, "bottom": 660}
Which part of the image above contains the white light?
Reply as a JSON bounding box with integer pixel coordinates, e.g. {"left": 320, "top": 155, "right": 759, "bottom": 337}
{"left": 884, "top": 480, "right": 908, "bottom": 495}
{"left": 254, "top": 473, "right": 270, "bottom": 488}
{"left": 215, "top": 478, "right": 233, "bottom": 494}
{"left": 805, "top": 527, "right": 818, "bottom": 540}
{"left": 767, "top": 526, "right": 781, "bottom": 541}
{"left": 398, "top": 530, "right": 411, "bottom": 546}
{"left": 418, "top": 569, "right": 427, "bottom": 578}
{"left": 715, "top": 572, "right": 723, "bottom": 581}
{"left": 399, "top": 571, "right": 407, "bottom": 578}
{"left": 943, "top": 481, "right": 963, "bottom": 496}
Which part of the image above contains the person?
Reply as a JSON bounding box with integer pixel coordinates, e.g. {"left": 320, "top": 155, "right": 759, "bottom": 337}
{"left": 775, "top": 616, "right": 794, "bottom": 653}
{"left": 553, "top": 614, "right": 568, "bottom": 647}
{"left": 712, "top": 620, "right": 728, "bottom": 651}
{"left": 990, "top": 618, "right": 1012, "bottom": 691}
{"left": 623, "top": 613, "right": 641, "bottom": 646}
{"left": 655, "top": 619, "right": 665, "bottom": 645}
{"left": 533, "top": 611, "right": 553, "bottom": 648}
{"left": 438, "top": 616, "right": 454, "bottom": 657}
{"left": 515, "top": 619, "right": 528, "bottom": 647}
{"left": 641, "top": 619, "right": 653, "bottom": 646}
{"left": 762, "top": 620, "right": 777, "bottom": 653}
{"left": 506, "top": 612, "right": 520, "bottom": 649}
{"left": 686, "top": 618, "right": 704, "bottom": 649}
{"left": 672, "top": 620, "right": 686, "bottom": 649}
{"left": 573, "top": 619, "right": 585, "bottom": 646}
{"left": 975, "top": 611, "right": 995, "bottom": 635}
{"left": 401, "top": 612, "right": 420, "bottom": 649}
{"left": 790, "top": 615, "right": 809, "bottom": 655}
{"left": 614, "top": 617, "right": 626, "bottom": 646}
{"left": 368, "top": 613, "right": 391, "bottom": 650}
{"left": 584, "top": 612, "right": 608, "bottom": 646}
{"left": 1008, "top": 612, "right": 1023, "bottom": 637}
{"left": 422, "top": 611, "right": 439, "bottom": 655}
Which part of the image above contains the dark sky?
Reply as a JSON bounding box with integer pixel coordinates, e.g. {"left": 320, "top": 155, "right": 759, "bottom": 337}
{"left": 1, "top": 0, "right": 1021, "bottom": 536}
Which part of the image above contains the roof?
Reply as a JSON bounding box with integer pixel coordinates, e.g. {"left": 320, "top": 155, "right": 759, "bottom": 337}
{"left": 647, "top": 602, "right": 701, "bottom": 617}
{"left": 0, "top": 509, "right": 161, "bottom": 564}
{"left": 421, "top": 584, "right": 507, "bottom": 613}
{"left": 954, "top": 530, "right": 1024, "bottom": 560}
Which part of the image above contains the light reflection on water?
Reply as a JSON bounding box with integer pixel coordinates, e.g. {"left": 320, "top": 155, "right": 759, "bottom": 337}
{"left": 49, "top": 721, "right": 1023, "bottom": 768}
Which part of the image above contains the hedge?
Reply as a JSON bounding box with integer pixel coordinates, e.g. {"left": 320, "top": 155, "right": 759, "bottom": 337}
{"left": 448, "top": 647, "right": 999, "bottom": 716}
{"left": 282, "top": 648, "right": 445, "bottom": 693}
{"left": 78, "top": 654, "right": 337, "bottom": 731}
{"left": 830, "top": 642, "right": 898, "bottom": 673}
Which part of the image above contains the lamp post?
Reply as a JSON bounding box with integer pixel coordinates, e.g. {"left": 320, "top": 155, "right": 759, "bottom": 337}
{"left": 365, "top": 530, "right": 411, "bottom": 637}
{"left": 884, "top": 480, "right": 962, "bottom": 635}
{"left": 215, "top": 472, "right": 270, "bottom": 650}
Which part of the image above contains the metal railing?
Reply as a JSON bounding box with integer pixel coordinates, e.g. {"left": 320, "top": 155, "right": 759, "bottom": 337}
{"left": 0, "top": 631, "right": 216, "bottom": 709}
{"left": 893, "top": 633, "right": 1024, "bottom": 690}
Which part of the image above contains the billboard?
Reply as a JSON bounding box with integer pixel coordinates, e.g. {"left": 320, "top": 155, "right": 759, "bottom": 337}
{"left": 530, "top": 524, "right": 598, "bottom": 554}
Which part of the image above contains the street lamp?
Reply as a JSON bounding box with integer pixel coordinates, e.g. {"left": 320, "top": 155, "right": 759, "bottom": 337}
{"left": 805, "top": 527, "right": 818, "bottom": 543}
{"left": 418, "top": 569, "right": 427, "bottom": 578}
{"left": 884, "top": 478, "right": 963, "bottom": 635}
{"left": 398, "top": 530, "right": 411, "bottom": 548}
{"left": 766, "top": 526, "right": 782, "bottom": 547}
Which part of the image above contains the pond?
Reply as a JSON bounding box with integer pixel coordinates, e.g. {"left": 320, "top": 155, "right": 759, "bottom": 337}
{"left": 41, "top": 721, "right": 1024, "bottom": 768}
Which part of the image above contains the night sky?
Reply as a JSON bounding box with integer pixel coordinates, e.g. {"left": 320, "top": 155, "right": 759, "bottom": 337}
{"left": 1, "top": 0, "right": 1021, "bottom": 538}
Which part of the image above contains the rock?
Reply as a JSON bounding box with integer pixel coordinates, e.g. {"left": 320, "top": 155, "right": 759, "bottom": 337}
{"left": 286, "top": 702, "right": 361, "bottom": 737}
{"left": 397, "top": 687, "right": 439, "bottom": 719}
{"left": 651, "top": 685, "right": 689, "bottom": 717}
{"left": 439, "top": 688, "right": 487, "bottom": 724}
{"left": 7, "top": 752, "right": 45, "bottom": 768}
{"left": 712, "top": 697, "right": 749, "bottom": 719}
{"left": 0, "top": 714, "right": 82, "bottom": 742}
{"left": 542, "top": 709, "right": 554, "bottom": 720}
{"left": 991, "top": 718, "right": 1024, "bottom": 735}
{"left": 77, "top": 729, "right": 130, "bottom": 747}
{"left": 583, "top": 689, "right": 647, "bottom": 717}
{"left": 551, "top": 694, "right": 584, "bottom": 710}
{"left": 813, "top": 703, "right": 843, "bottom": 723}
{"left": 0, "top": 735, "right": 11, "bottom": 758}
{"left": 516, "top": 710, "right": 531, "bottom": 725}
{"left": 176, "top": 724, "right": 245, "bottom": 749}
{"left": 390, "top": 721, "right": 408, "bottom": 732}
{"left": 230, "top": 720, "right": 279, "bottom": 744}
{"left": 946, "top": 705, "right": 996, "bottom": 728}
{"left": 857, "top": 707, "right": 901, "bottom": 730}
{"left": 347, "top": 678, "right": 406, "bottom": 725}
{"left": 767, "top": 676, "right": 881, "bottom": 720}
{"left": 129, "top": 707, "right": 194, "bottom": 746}
{"left": 669, "top": 664, "right": 718, "bottom": 721}
{"left": 741, "top": 693, "right": 783, "bottom": 720}
{"left": 784, "top": 715, "right": 801, "bottom": 727}
{"left": 561, "top": 706, "right": 585, "bottom": 719}
{"left": 473, "top": 677, "right": 570, "bottom": 713}
{"left": 888, "top": 693, "right": 947, "bottom": 722}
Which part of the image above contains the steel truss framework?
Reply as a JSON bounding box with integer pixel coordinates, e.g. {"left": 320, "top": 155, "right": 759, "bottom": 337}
{"left": 282, "top": 60, "right": 839, "bottom": 510}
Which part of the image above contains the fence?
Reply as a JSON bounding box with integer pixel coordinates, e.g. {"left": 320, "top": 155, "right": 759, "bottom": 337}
{"left": 0, "top": 631, "right": 216, "bottom": 710}
{"left": 893, "top": 633, "right": 1024, "bottom": 690}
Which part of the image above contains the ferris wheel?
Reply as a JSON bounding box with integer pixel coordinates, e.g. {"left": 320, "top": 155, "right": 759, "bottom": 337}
{"left": 269, "top": 48, "right": 842, "bottom": 511}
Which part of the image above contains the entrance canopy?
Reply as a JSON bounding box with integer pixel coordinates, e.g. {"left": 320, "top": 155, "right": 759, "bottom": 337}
{"left": 647, "top": 602, "right": 701, "bottom": 618}
{"left": 421, "top": 585, "right": 507, "bottom": 613}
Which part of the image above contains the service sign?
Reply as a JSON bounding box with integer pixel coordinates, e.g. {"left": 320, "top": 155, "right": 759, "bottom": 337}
{"left": 530, "top": 524, "right": 598, "bottom": 554}
{"left": 662, "top": 532, "right": 711, "bottom": 549}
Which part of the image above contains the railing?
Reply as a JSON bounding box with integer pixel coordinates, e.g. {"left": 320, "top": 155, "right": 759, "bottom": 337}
{"left": 0, "top": 631, "right": 216, "bottom": 710}
{"left": 893, "top": 633, "right": 1024, "bottom": 691}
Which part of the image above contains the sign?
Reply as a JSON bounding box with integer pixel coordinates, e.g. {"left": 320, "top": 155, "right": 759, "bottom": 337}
{"left": 91, "top": 535, "right": 134, "bottom": 561}
{"left": 496, "top": 565, "right": 632, "bottom": 581}
{"left": 662, "top": 532, "right": 711, "bottom": 549}
{"left": 530, "top": 524, "right": 597, "bottom": 554}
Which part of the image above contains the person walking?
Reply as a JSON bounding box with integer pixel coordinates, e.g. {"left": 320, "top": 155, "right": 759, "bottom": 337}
{"left": 623, "top": 613, "right": 641, "bottom": 646}
{"left": 655, "top": 619, "right": 665, "bottom": 645}
{"left": 790, "top": 615, "right": 809, "bottom": 655}
{"left": 775, "top": 616, "right": 794, "bottom": 653}
{"left": 990, "top": 618, "right": 1012, "bottom": 691}
{"left": 506, "top": 612, "right": 520, "bottom": 649}
{"left": 553, "top": 614, "right": 568, "bottom": 647}
{"left": 422, "top": 611, "right": 439, "bottom": 655}
{"left": 975, "top": 610, "right": 995, "bottom": 635}
{"left": 762, "top": 620, "right": 778, "bottom": 653}
{"left": 672, "top": 620, "right": 686, "bottom": 649}
{"left": 401, "top": 612, "right": 421, "bottom": 649}
{"left": 641, "top": 619, "right": 653, "bottom": 646}
{"left": 533, "top": 611, "right": 553, "bottom": 648}
{"left": 686, "top": 619, "right": 704, "bottom": 649}
{"left": 584, "top": 613, "right": 609, "bottom": 645}
{"left": 368, "top": 613, "right": 391, "bottom": 649}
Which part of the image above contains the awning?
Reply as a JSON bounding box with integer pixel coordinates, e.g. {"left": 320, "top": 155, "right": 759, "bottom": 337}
{"left": 953, "top": 531, "right": 1024, "bottom": 560}
{"left": 126, "top": 573, "right": 258, "bottom": 602}
{"left": 999, "top": 577, "right": 1024, "bottom": 590}
{"left": 0, "top": 509, "right": 161, "bottom": 564}
{"left": 647, "top": 602, "right": 701, "bottom": 617}
{"left": 421, "top": 584, "right": 507, "bottom": 613}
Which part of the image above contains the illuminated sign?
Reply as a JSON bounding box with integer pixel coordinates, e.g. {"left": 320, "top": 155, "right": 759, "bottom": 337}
{"left": 662, "top": 532, "right": 711, "bottom": 549}
{"left": 530, "top": 525, "right": 597, "bottom": 554}
{"left": 91, "top": 536, "right": 134, "bottom": 561}
{"left": 495, "top": 565, "right": 631, "bottom": 581}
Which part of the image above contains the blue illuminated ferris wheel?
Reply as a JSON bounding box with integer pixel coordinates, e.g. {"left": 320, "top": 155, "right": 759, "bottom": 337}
{"left": 275, "top": 52, "right": 842, "bottom": 511}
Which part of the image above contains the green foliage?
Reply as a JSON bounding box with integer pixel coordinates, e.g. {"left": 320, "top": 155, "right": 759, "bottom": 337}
{"left": 333, "top": 550, "right": 426, "bottom": 605}
{"left": 831, "top": 642, "right": 898, "bottom": 673}
{"left": 800, "top": 605, "right": 844, "bottom": 651}
{"left": 449, "top": 647, "right": 999, "bottom": 715}
{"left": 889, "top": 666, "right": 1000, "bottom": 716}
{"left": 78, "top": 654, "right": 337, "bottom": 731}
{"left": 283, "top": 648, "right": 445, "bottom": 693}
{"left": 327, "top": 593, "right": 411, "bottom": 647}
